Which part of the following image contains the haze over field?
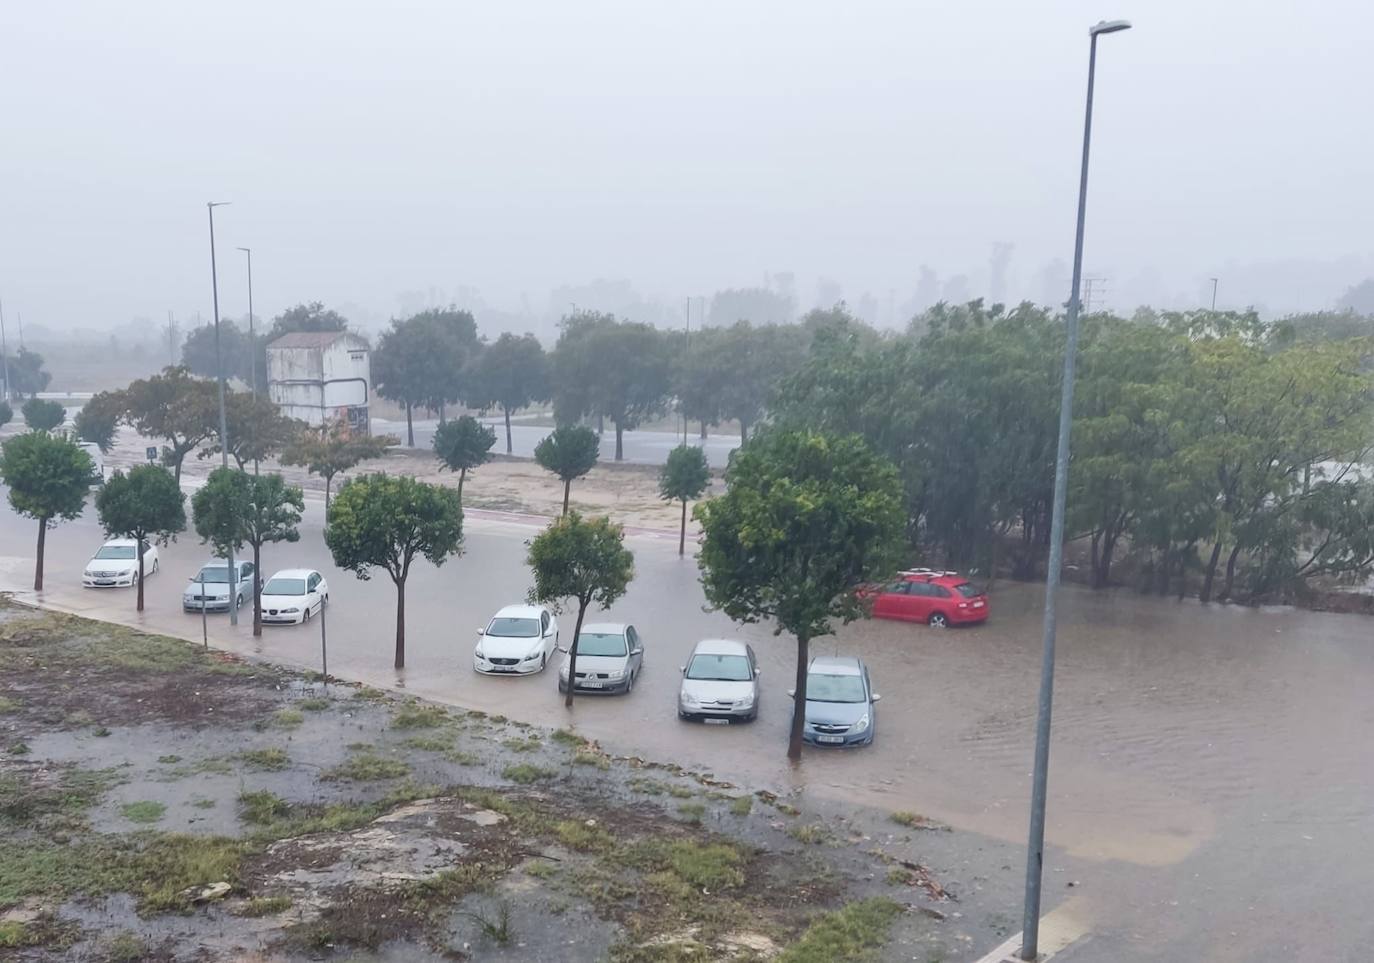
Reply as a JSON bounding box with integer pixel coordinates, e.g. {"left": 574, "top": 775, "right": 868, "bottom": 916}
{"left": 2, "top": 0, "right": 1372, "bottom": 341}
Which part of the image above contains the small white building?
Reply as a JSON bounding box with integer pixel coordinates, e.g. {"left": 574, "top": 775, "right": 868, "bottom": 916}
{"left": 266, "top": 331, "right": 372, "bottom": 433}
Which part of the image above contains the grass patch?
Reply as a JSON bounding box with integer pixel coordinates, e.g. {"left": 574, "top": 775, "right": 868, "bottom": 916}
{"left": 573, "top": 749, "right": 610, "bottom": 770}
{"left": 297, "top": 697, "right": 331, "bottom": 711}
{"left": 677, "top": 802, "right": 707, "bottom": 823}
{"left": 554, "top": 819, "right": 615, "bottom": 853}
{"left": 628, "top": 777, "right": 666, "bottom": 796}
{"left": 353, "top": 686, "right": 389, "bottom": 701}
{"left": 787, "top": 823, "right": 834, "bottom": 845}
{"left": 667, "top": 784, "right": 694, "bottom": 799}
{"left": 239, "top": 789, "right": 293, "bottom": 825}
{"left": 157, "top": 754, "right": 182, "bottom": 765}
{"left": 7, "top": 742, "right": 30, "bottom": 755}
{"left": 444, "top": 749, "right": 480, "bottom": 766}
{"left": 551, "top": 728, "right": 586, "bottom": 747}
{"left": 0, "top": 696, "right": 21, "bottom": 713}
{"left": 886, "top": 866, "right": 918, "bottom": 886}
{"left": 729, "top": 796, "right": 753, "bottom": 816}
{"left": 489, "top": 714, "right": 508, "bottom": 724}
{"left": 323, "top": 752, "right": 410, "bottom": 782}
{"left": 890, "top": 811, "right": 948, "bottom": 831}
{"left": 0, "top": 766, "right": 121, "bottom": 831}
{"left": 502, "top": 736, "right": 541, "bottom": 753}
{"left": 777, "top": 898, "right": 902, "bottom": 962}
{"left": 266, "top": 708, "right": 304, "bottom": 729}
{"left": 104, "top": 931, "right": 149, "bottom": 963}
{"left": 240, "top": 747, "right": 290, "bottom": 771}
{"left": 502, "top": 763, "right": 557, "bottom": 785}
{"left": 236, "top": 895, "right": 294, "bottom": 917}
{"left": 524, "top": 860, "right": 558, "bottom": 879}
{"left": 192, "top": 798, "right": 216, "bottom": 810}
{"left": 628, "top": 839, "right": 746, "bottom": 891}
{"left": 391, "top": 704, "right": 448, "bottom": 729}
{"left": 401, "top": 734, "right": 453, "bottom": 752}
{"left": 120, "top": 801, "right": 166, "bottom": 824}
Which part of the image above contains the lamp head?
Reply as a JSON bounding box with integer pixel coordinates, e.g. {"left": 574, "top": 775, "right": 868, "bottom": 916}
{"left": 1090, "top": 19, "right": 1132, "bottom": 36}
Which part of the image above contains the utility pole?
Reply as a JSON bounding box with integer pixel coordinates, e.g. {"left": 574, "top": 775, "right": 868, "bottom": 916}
{"left": 238, "top": 247, "right": 258, "bottom": 475}
{"left": 207, "top": 201, "right": 238, "bottom": 627}
{"left": 15, "top": 311, "right": 23, "bottom": 349}
{"left": 167, "top": 311, "right": 178, "bottom": 367}
{"left": 1209, "top": 277, "right": 1219, "bottom": 311}
{"left": 1020, "top": 19, "right": 1131, "bottom": 962}
{"left": 0, "top": 298, "right": 10, "bottom": 402}
{"left": 683, "top": 296, "right": 691, "bottom": 445}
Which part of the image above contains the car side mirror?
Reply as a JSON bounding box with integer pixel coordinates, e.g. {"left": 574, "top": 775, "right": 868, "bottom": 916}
{"left": 679, "top": 665, "right": 686, "bottom": 674}
{"left": 631, "top": 647, "right": 643, "bottom": 656}
{"left": 476, "top": 628, "right": 484, "bottom": 636}
{"left": 754, "top": 667, "right": 762, "bottom": 676}
{"left": 872, "top": 693, "right": 882, "bottom": 702}
{"left": 786, "top": 689, "right": 796, "bottom": 698}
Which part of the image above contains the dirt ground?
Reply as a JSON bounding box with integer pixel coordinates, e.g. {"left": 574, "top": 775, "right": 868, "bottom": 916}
{"left": 0, "top": 599, "right": 1012, "bottom": 962}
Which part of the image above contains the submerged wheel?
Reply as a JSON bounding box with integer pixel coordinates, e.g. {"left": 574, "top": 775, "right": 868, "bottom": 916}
{"left": 929, "top": 612, "right": 949, "bottom": 628}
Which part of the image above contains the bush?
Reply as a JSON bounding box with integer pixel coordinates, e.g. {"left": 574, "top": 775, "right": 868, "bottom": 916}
{"left": 21, "top": 398, "right": 65, "bottom": 432}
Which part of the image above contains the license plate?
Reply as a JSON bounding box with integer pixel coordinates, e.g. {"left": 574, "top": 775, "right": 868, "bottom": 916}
{"left": 96, "top": 580, "right": 114, "bottom": 586}
{"left": 817, "top": 734, "right": 845, "bottom": 744}
{"left": 704, "top": 717, "right": 729, "bottom": 725}
{"left": 581, "top": 679, "right": 603, "bottom": 688}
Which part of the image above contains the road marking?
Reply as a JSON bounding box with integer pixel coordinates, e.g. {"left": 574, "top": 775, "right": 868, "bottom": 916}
{"left": 971, "top": 897, "right": 1089, "bottom": 963}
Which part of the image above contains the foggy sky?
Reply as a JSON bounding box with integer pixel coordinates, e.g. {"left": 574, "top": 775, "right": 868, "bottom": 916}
{"left": 2, "top": 0, "right": 1372, "bottom": 338}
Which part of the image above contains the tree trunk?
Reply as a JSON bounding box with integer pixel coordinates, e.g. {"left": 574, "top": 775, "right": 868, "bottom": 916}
{"left": 1200, "top": 540, "right": 1224, "bottom": 603}
{"left": 788, "top": 633, "right": 810, "bottom": 762}
{"left": 136, "top": 539, "right": 146, "bottom": 612}
{"left": 324, "top": 474, "right": 333, "bottom": 513}
{"left": 679, "top": 498, "right": 687, "bottom": 557}
{"left": 405, "top": 402, "right": 415, "bottom": 447}
{"left": 597, "top": 413, "right": 604, "bottom": 435}
{"left": 1089, "top": 532, "right": 1102, "bottom": 589}
{"left": 458, "top": 467, "right": 466, "bottom": 505}
{"left": 173, "top": 455, "right": 182, "bottom": 485}
{"left": 615, "top": 423, "right": 624, "bottom": 461}
{"left": 699, "top": 421, "right": 708, "bottom": 440}
{"left": 438, "top": 402, "right": 446, "bottom": 425}
{"left": 739, "top": 420, "right": 749, "bottom": 445}
{"left": 565, "top": 602, "right": 588, "bottom": 708}
{"left": 1219, "top": 543, "right": 1243, "bottom": 602}
{"left": 252, "top": 541, "right": 263, "bottom": 637}
{"left": 562, "top": 478, "right": 571, "bottom": 516}
{"left": 1097, "top": 533, "right": 1118, "bottom": 589}
{"left": 504, "top": 407, "right": 513, "bottom": 454}
{"left": 34, "top": 517, "right": 46, "bottom": 591}
{"left": 394, "top": 578, "right": 406, "bottom": 669}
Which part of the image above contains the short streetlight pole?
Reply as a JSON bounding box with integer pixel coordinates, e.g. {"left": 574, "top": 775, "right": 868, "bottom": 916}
{"left": 238, "top": 246, "right": 259, "bottom": 475}
{"left": 1020, "top": 19, "right": 1131, "bottom": 962}
{"left": 207, "top": 201, "right": 238, "bottom": 627}
{"left": 1210, "top": 277, "right": 1219, "bottom": 311}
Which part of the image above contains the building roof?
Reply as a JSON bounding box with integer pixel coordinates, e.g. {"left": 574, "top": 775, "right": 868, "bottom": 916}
{"left": 266, "top": 331, "right": 364, "bottom": 350}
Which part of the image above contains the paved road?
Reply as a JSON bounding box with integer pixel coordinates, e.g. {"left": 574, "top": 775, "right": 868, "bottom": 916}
{"left": 2, "top": 487, "right": 1372, "bottom": 961}
{"left": 373, "top": 416, "right": 741, "bottom": 469}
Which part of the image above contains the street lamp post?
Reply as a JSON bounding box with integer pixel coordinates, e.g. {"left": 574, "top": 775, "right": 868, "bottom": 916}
{"left": 1020, "top": 19, "right": 1131, "bottom": 962}
{"left": 238, "top": 246, "right": 258, "bottom": 475}
{"left": 0, "top": 298, "right": 11, "bottom": 403}
{"left": 207, "top": 201, "right": 238, "bottom": 627}
{"left": 1210, "top": 277, "right": 1219, "bottom": 311}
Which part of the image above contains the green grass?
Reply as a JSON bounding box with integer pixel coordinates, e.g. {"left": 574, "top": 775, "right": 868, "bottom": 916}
{"left": 0, "top": 766, "right": 121, "bottom": 830}
{"left": 267, "top": 709, "right": 304, "bottom": 729}
{"left": 192, "top": 798, "right": 216, "bottom": 810}
{"left": 502, "top": 763, "right": 556, "bottom": 785}
{"left": 667, "top": 784, "right": 694, "bottom": 799}
{"left": 626, "top": 839, "right": 746, "bottom": 891}
{"left": 777, "top": 898, "right": 902, "bottom": 962}
{"left": 236, "top": 895, "right": 294, "bottom": 917}
{"left": 554, "top": 820, "right": 615, "bottom": 853}
{"left": 391, "top": 704, "right": 448, "bottom": 729}
{"left": 7, "top": 742, "right": 30, "bottom": 755}
{"left": 240, "top": 748, "right": 290, "bottom": 771}
{"left": 157, "top": 754, "right": 182, "bottom": 764}
{"left": 401, "top": 735, "right": 453, "bottom": 752}
{"left": 0, "top": 696, "right": 20, "bottom": 713}
{"left": 323, "top": 752, "right": 410, "bottom": 782}
{"left": 627, "top": 777, "right": 666, "bottom": 796}
{"left": 525, "top": 860, "right": 558, "bottom": 879}
{"left": 786, "top": 823, "right": 834, "bottom": 845}
{"left": 353, "top": 686, "right": 389, "bottom": 701}
{"left": 120, "top": 801, "right": 166, "bottom": 824}
{"left": 677, "top": 802, "right": 707, "bottom": 823}
{"left": 890, "top": 811, "right": 947, "bottom": 831}
{"left": 444, "top": 749, "right": 480, "bottom": 766}
{"left": 238, "top": 790, "right": 293, "bottom": 825}
{"left": 573, "top": 749, "right": 610, "bottom": 770}
{"left": 502, "top": 736, "right": 541, "bottom": 753}
{"left": 729, "top": 796, "right": 753, "bottom": 816}
{"left": 551, "top": 728, "right": 587, "bottom": 747}
{"left": 489, "top": 714, "right": 508, "bottom": 724}
{"left": 297, "top": 697, "right": 331, "bottom": 711}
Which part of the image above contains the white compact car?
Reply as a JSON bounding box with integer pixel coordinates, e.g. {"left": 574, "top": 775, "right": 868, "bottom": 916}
{"left": 259, "top": 569, "right": 329, "bottom": 625}
{"left": 82, "top": 538, "right": 158, "bottom": 588}
{"left": 473, "top": 604, "right": 559, "bottom": 675}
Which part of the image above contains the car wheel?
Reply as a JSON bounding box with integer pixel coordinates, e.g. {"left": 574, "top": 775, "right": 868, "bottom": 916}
{"left": 929, "top": 612, "right": 949, "bottom": 628}
{"left": 303, "top": 607, "right": 311, "bottom": 623}
{"left": 540, "top": 651, "right": 547, "bottom": 671}
{"left": 624, "top": 671, "right": 635, "bottom": 694}
{"left": 152, "top": 558, "right": 159, "bottom": 574}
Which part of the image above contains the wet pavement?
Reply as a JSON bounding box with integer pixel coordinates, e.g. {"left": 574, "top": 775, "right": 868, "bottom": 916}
{"left": 2, "top": 488, "right": 1372, "bottom": 961}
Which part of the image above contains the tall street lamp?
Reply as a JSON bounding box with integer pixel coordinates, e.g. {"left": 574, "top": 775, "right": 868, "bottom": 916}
{"left": 237, "top": 246, "right": 258, "bottom": 475}
{"left": 1210, "top": 276, "right": 1219, "bottom": 311}
{"left": 1019, "top": 19, "right": 1131, "bottom": 962}
{"left": 206, "top": 201, "right": 239, "bottom": 627}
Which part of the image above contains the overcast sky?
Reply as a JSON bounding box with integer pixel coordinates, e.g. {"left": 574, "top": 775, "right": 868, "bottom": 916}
{"left": 2, "top": 0, "right": 1371, "bottom": 336}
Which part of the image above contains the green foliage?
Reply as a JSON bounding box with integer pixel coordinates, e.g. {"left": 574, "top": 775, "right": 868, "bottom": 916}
{"left": 0, "top": 400, "right": 11, "bottom": 428}
{"left": 527, "top": 512, "right": 634, "bottom": 617}
{"left": 280, "top": 422, "right": 396, "bottom": 506}
{"left": 552, "top": 313, "right": 669, "bottom": 459}
{"left": 777, "top": 898, "right": 901, "bottom": 962}
{"left": 120, "top": 800, "right": 166, "bottom": 824}
{"left": 0, "top": 433, "right": 92, "bottom": 587}
{"left": 206, "top": 390, "right": 303, "bottom": 469}
{"left": 326, "top": 473, "right": 463, "bottom": 667}
{"left": 432, "top": 415, "right": 496, "bottom": 498}
{"left": 10, "top": 346, "right": 51, "bottom": 397}
{"left": 21, "top": 398, "right": 65, "bottom": 432}
{"left": 467, "top": 332, "right": 550, "bottom": 453}
{"left": 659, "top": 445, "right": 710, "bottom": 503}
{"left": 373, "top": 308, "right": 480, "bottom": 433}
{"left": 74, "top": 390, "right": 124, "bottom": 452}
{"left": 501, "top": 763, "right": 557, "bottom": 784}
{"left": 268, "top": 301, "right": 349, "bottom": 340}
{"left": 96, "top": 466, "right": 186, "bottom": 546}
{"left": 119, "top": 367, "right": 220, "bottom": 482}
{"left": 534, "top": 425, "right": 600, "bottom": 513}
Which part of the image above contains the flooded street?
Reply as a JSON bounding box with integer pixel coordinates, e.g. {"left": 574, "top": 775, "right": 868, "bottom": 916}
{"left": 3, "top": 491, "right": 1372, "bottom": 960}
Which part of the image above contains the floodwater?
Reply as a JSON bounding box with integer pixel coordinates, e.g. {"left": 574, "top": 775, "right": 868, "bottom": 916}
{"left": 2, "top": 491, "right": 1372, "bottom": 961}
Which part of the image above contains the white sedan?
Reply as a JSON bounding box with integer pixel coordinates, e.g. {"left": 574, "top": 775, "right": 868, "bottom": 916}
{"left": 82, "top": 538, "right": 159, "bottom": 588}
{"left": 259, "top": 569, "right": 329, "bottom": 625}
{"left": 473, "top": 604, "right": 559, "bottom": 675}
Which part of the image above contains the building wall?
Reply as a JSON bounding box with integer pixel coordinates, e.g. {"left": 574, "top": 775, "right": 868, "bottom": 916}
{"left": 267, "top": 334, "right": 371, "bottom": 431}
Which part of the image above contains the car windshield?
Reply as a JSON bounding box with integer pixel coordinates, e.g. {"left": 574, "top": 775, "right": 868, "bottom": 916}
{"left": 196, "top": 567, "right": 231, "bottom": 583}
{"left": 575, "top": 632, "right": 627, "bottom": 657}
{"left": 95, "top": 545, "right": 136, "bottom": 560}
{"left": 686, "top": 653, "right": 752, "bottom": 682}
{"left": 263, "top": 578, "right": 307, "bottom": 596}
{"left": 807, "top": 673, "right": 868, "bottom": 703}
{"left": 486, "top": 617, "right": 539, "bottom": 638}
{"left": 954, "top": 582, "right": 981, "bottom": 598}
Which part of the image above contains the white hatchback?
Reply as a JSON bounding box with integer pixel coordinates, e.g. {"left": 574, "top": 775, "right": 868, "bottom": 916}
{"left": 473, "top": 604, "right": 559, "bottom": 675}
{"left": 260, "top": 569, "right": 329, "bottom": 625}
{"left": 83, "top": 538, "right": 158, "bottom": 588}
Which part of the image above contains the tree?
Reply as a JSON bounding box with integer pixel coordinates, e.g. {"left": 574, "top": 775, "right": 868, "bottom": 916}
{"left": 659, "top": 444, "right": 710, "bottom": 556}
{"left": 11, "top": 347, "right": 51, "bottom": 397}
{"left": 432, "top": 415, "right": 495, "bottom": 504}
{"left": 74, "top": 390, "right": 125, "bottom": 452}
{"left": 203, "top": 391, "right": 302, "bottom": 469}
{"left": 280, "top": 421, "right": 397, "bottom": 509}
{"left": 0, "top": 400, "right": 11, "bottom": 428}
{"left": 1336, "top": 279, "right": 1374, "bottom": 316}
{"left": 695, "top": 430, "right": 904, "bottom": 761}
{"left": 95, "top": 465, "right": 186, "bottom": 611}
{"left": 409, "top": 307, "right": 481, "bottom": 421}
{"left": 551, "top": 315, "right": 669, "bottom": 460}
{"left": 468, "top": 332, "right": 549, "bottom": 453}
{"left": 268, "top": 302, "right": 349, "bottom": 340}
{"left": 192, "top": 469, "right": 304, "bottom": 636}
{"left": 0, "top": 432, "right": 92, "bottom": 590}
{"left": 526, "top": 512, "right": 634, "bottom": 707}
{"left": 181, "top": 318, "right": 256, "bottom": 385}
{"left": 325, "top": 474, "right": 463, "bottom": 668}
{"left": 21, "top": 398, "right": 66, "bottom": 432}
{"left": 121, "top": 367, "right": 220, "bottom": 483}
{"left": 534, "top": 425, "right": 599, "bottom": 515}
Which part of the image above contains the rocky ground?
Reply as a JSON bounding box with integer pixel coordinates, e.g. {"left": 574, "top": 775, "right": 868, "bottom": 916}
{"left": 0, "top": 599, "right": 1016, "bottom": 961}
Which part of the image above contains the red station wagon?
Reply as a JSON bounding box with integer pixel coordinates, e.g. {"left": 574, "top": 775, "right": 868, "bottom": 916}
{"left": 865, "top": 570, "right": 989, "bottom": 627}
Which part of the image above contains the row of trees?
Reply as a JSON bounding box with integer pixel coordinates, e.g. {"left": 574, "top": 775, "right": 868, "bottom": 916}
{"left": 770, "top": 302, "right": 1374, "bottom": 600}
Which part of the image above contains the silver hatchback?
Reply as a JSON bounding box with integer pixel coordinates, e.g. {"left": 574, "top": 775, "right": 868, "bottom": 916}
{"left": 677, "top": 639, "right": 760, "bottom": 722}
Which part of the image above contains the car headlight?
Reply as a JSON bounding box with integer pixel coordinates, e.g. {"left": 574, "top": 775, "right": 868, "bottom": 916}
{"left": 681, "top": 692, "right": 698, "bottom": 706}
{"left": 282, "top": 607, "right": 300, "bottom": 614}
{"left": 737, "top": 694, "right": 755, "bottom": 708}
{"left": 605, "top": 669, "right": 624, "bottom": 680}
{"left": 853, "top": 713, "right": 870, "bottom": 733}
{"left": 522, "top": 650, "right": 542, "bottom": 662}
{"left": 474, "top": 646, "right": 486, "bottom": 660}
